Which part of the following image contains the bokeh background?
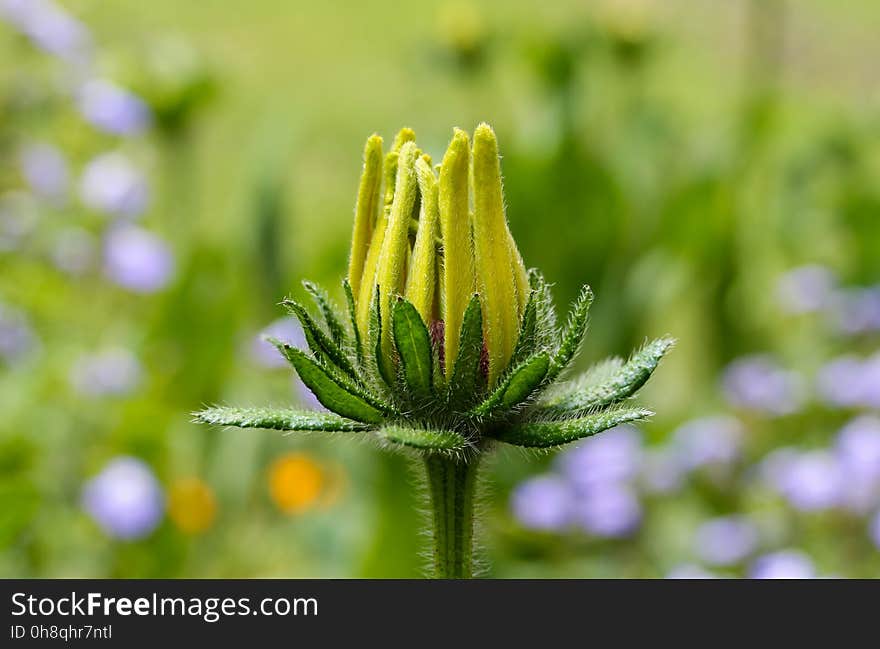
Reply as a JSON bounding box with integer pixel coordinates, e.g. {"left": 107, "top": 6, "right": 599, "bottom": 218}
{"left": 2, "top": 0, "right": 880, "bottom": 578}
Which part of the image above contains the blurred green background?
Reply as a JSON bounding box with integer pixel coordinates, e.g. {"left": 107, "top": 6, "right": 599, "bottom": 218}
{"left": 2, "top": 0, "right": 880, "bottom": 578}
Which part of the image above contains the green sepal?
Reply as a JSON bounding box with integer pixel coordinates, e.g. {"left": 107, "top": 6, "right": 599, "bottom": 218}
{"left": 342, "top": 278, "right": 363, "bottom": 365}
{"left": 274, "top": 344, "right": 389, "bottom": 424}
{"left": 367, "top": 284, "right": 395, "bottom": 388}
{"left": 446, "top": 295, "right": 484, "bottom": 410}
{"left": 392, "top": 298, "right": 434, "bottom": 401}
{"left": 510, "top": 289, "right": 538, "bottom": 367}
{"left": 377, "top": 425, "right": 471, "bottom": 452}
{"left": 303, "top": 280, "right": 347, "bottom": 349}
{"left": 491, "top": 407, "right": 652, "bottom": 448}
{"left": 545, "top": 284, "right": 593, "bottom": 383}
{"left": 282, "top": 298, "right": 359, "bottom": 382}
{"left": 528, "top": 269, "right": 558, "bottom": 349}
{"left": 471, "top": 352, "right": 549, "bottom": 417}
{"left": 537, "top": 337, "right": 675, "bottom": 416}
{"left": 195, "top": 406, "right": 371, "bottom": 432}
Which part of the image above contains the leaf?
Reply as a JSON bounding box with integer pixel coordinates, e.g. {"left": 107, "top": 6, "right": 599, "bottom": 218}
{"left": 491, "top": 407, "right": 652, "bottom": 448}
{"left": 377, "top": 425, "right": 470, "bottom": 452}
{"left": 545, "top": 284, "right": 593, "bottom": 384}
{"left": 471, "top": 353, "right": 549, "bottom": 417}
{"left": 392, "top": 298, "right": 433, "bottom": 400}
{"left": 342, "top": 278, "right": 363, "bottom": 364}
{"left": 446, "top": 295, "right": 484, "bottom": 409}
{"left": 538, "top": 337, "right": 675, "bottom": 416}
{"left": 303, "top": 280, "right": 347, "bottom": 349}
{"left": 279, "top": 345, "right": 388, "bottom": 424}
{"left": 195, "top": 406, "right": 370, "bottom": 432}
{"left": 283, "top": 298, "right": 359, "bottom": 382}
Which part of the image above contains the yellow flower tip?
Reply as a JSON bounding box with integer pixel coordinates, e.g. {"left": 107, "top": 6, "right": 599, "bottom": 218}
{"left": 471, "top": 122, "right": 520, "bottom": 387}
{"left": 268, "top": 453, "right": 325, "bottom": 515}
{"left": 392, "top": 127, "right": 417, "bottom": 152}
{"left": 439, "top": 127, "right": 475, "bottom": 377}
{"left": 377, "top": 141, "right": 421, "bottom": 375}
{"left": 383, "top": 151, "right": 400, "bottom": 206}
{"left": 168, "top": 478, "right": 217, "bottom": 535}
{"left": 348, "top": 134, "right": 384, "bottom": 299}
{"left": 407, "top": 155, "right": 440, "bottom": 323}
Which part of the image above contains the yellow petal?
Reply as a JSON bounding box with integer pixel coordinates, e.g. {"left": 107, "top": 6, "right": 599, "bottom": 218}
{"left": 376, "top": 141, "right": 420, "bottom": 375}
{"left": 472, "top": 123, "right": 519, "bottom": 387}
{"left": 406, "top": 155, "right": 440, "bottom": 324}
{"left": 438, "top": 128, "right": 475, "bottom": 376}
{"left": 347, "top": 134, "right": 383, "bottom": 301}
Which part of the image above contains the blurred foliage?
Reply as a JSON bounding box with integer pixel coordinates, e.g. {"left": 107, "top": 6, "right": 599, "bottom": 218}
{"left": 1, "top": 0, "right": 879, "bottom": 578}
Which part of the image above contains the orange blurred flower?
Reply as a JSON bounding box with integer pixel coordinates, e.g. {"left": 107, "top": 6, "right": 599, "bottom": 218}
{"left": 268, "top": 453, "right": 325, "bottom": 514}
{"left": 168, "top": 477, "right": 217, "bottom": 534}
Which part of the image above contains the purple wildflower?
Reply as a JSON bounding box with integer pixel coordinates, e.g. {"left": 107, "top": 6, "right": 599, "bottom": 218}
{"left": 749, "top": 550, "right": 815, "bottom": 579}
{"left": 765, "top": 449, "right": 843, "bottom": 512}
{"left": 639, "top": 448, "right": 685, "bottom": 494}
{"left": 19, "top": 142, "right": 68, "bottom": 203}
{"left": 0, "top": 0, "right": 92, "bottom": 64}
{"left": 776, "top": 265, "right": 836, "bottom": 315}
{"left": 693, "top": 516, "right": 759, "bottom": 566}
{"left": 832, "top": 287, "right": 880, "bottom": 335}
{"left": 80, "top": 152, "right": 149, "bottom": 218}
{"left": 0, "top": 303, "right": 39, "bottom": 365}
{"left": 69, "top": 348, "right": 142, "bottom": 397}
{"left": 77, "top": 79, "right": 152, "bottom": 136}
{"left": 511, "top": 475, "right": 573, "bottom": 532}
{"left": 103, "top": 226, "right": 174, "bottom": 293}
{"left": 556, "top": 424, "right": 643, "bottom": 491}
{"left": 82, "top": 457, "right": 164, "bottom": 540}
{"left": 671, "top": 415, "right": 744, "bottom": 471}
{"left": 572, "top": 482, "right": 642, "bottom": 538}
{"left": 250, "top": 317, "right": 306, "bottom": 369}
{"left": 721, "top": 355, "right": 805, "bottom": 415}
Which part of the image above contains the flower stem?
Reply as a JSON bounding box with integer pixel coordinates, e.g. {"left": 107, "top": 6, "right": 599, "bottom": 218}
{"left": 424, "top": 454, "right": 479, "bottom": 579}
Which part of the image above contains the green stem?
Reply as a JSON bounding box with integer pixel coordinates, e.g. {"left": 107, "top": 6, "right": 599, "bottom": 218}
{"left": 424, "top": 454, "right": 479, "bottom": 579}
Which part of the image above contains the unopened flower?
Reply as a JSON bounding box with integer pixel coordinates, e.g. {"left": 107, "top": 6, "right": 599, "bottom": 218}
{"left": 82, "top": 457, "right": 164, "bottom": 540}
{"left": 197, "top": 125, "right": 672, "bottom": 577}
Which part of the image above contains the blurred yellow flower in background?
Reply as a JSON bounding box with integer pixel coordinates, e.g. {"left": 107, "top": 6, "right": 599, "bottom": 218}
{"left": 168, "top": 478, "right": 217, "bottom": 535}
{"left": 268, "top": 453, "right": 325, "bottom": 514}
